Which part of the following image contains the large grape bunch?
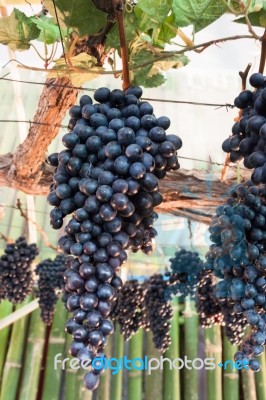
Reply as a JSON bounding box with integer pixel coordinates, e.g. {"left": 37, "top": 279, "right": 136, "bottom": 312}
{"left": 206, "top": 181, "right": 266, "bottom": 370}
{"left": 0, "top": 237, "right": 38, "bottom": 303}
{"left": 36, "top": 254, "right": 68, "bottom": 325}
{"left": 47, "top": 85, "right": 182, "bottom": 390}
{"left": 196, "top": 269, "right": 224, "bottom": 328}
{"left": 165, "top": 249, "right": 205, "bottom": 300}
{"left": 222, "top": 72, "right": 266, "bottom": 184}
{"left": 111, "top": 279, "right": 147, "bottom": 340}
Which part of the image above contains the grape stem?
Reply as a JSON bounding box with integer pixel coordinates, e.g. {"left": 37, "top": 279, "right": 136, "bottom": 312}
{"left": 112, "top": 0, "right": 131, "bottom": 91}
{"left": 259, "top": 29, "right": 266, "bottom": 74}
{"left": 15, "top": 199, "right": 58, "bottom": 251}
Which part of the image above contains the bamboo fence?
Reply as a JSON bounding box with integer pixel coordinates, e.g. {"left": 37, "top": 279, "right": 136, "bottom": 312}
{"left": 0, "top": 297, "right": 265, "bottom": 400}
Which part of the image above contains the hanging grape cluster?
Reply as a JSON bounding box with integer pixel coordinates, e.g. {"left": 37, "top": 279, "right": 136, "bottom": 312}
{"left": 35, "top": 254, "right": 68, "bottom": 325}
{"left": 196, "top": 269, "right": 223, "bottom": 328}
{"left": 0, "top": 237, "right": 38, "bottom": 303}
{"left": 111, "top": 279, "right": 148, "bottom": 340}
{"left": 222, "top": 72, "right": 266, "bottom": 185}
{"left": 144, "top": 273, "right": 173, "bottom": 352}
{"left": 206, "top": 181, "right": 266, "bottom": 370}
{"left": 165, "top": 249, "right": 205, "bottom": 300}
{"left": 47, "top": 85, "right": 182, "bottom": 390}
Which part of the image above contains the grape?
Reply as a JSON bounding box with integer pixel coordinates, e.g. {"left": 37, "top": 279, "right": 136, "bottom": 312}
{"left": 0, "top": 237, "right": 38, "bottom": 303}
{"left": 48, "top": 85, "right": 182, "bottom": 391}
{"left": 165, "top": 249, "right": 205, "bottom": 300}
{"left": 196, "top": 269, "right": 224, "bottom": 327}
{"left": 111, "top": 279, "right": 147, "bottom": 340}
{"left": 206, "top": 181, "right": 266, "bottom": 368}
{"left": 36, "top": 255, "right": 68, "bottom": 325}
{"left": 222, "top": 73, "right": 266, "bottom": 184}
{"left": 144, "top": 274, "right": 173, "bottom": 352}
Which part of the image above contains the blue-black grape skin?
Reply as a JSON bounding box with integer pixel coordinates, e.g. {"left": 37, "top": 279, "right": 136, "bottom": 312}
{"left": 47, "top": 85, "right": 182, "bottom": 390}
{"left": 207, "top": 180, "right": 266, "bottom": 370}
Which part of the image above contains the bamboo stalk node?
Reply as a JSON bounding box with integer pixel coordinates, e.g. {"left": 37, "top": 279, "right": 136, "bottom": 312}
{"left": 204, "top": 342, "right": 223, "bottom": 353}
{"left": 3, "top": 361, "right": 22, "bottom": 368}
{"left": 48, "top": 338, "right": 66, "bottom": 344}
{"left": 224, "top": 372, "right": 239, "bottom": 379}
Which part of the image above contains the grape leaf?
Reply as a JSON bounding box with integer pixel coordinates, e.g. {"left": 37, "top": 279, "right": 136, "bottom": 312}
{"left": 132, "top": 69, "right": 166, "bottom": 87}
{"left": 172, "top": 0, "right": 226, "bottom": 32}
{"left": 31, "top": 15, "right": 68, "bottom": 44}
{"left": 0, "top": 8, "right": 40, "bottom": 50}
{"left": 106, "top": 12, "right": 139, "bottom": 51}
{"left": 44, "top": 0, "right": 106, "bottom": 36}
{"left": 155, "top": 13, "right": 179, "bottom": 45}
{"left": 48, "top": 52, "right": 103, "bottom": 86}
{"left": 136, "top": 0, "right": 173, "bottom": 25}
{"left": 234, "top": 9, "right": 266, "bottom": 27}
{"left": 130, "top": 49, "right": 188, "bottom": 88}
{"left": 43, "top": 0, "right": 66, "bottom": 29}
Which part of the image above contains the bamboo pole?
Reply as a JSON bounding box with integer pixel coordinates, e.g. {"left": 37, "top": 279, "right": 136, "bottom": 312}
{"left": 98, "top": 335, "right": 112, "bottom": 400}
{"left": 241, "top": 369, "right": 256, "bottom": 400}
{"left": 0, "top": 299, "right": 39, "bottom": 330}
{"left": 111, "top": 324, "right": 124, "bottom": 400}
{"left": 128, "top": 328, "right": 144, "bottom": 400}
{"left": 183, "top": 299, "right": 199, "bottom": 400}
{"left": 255, "top": 353, "right": 266, "bottom": 400}
{"left": 65, "top": 329, "right": 78, "bottom": 400}
{"left": 0, "top": 301, "right": 13, "bottom": 380}
{"left": 163, "top": 299, "right": 180, "bottom": 400}
{"left": 223, "top": 336, "right": 239, "bottom": 400}
{"left": 41, "top": 300, "right": 67, "bottom": 400}
{"left": 204, "top": 326, "right": 222, "bottom": 400}
{"left": 144, "top": 330, "right": 163, "bottom": 400}
{"left": 0, "top": 297, "right": 31, "bottom": 400}
{"left": 18, "top": 308, "right": 45, "bottom": 400}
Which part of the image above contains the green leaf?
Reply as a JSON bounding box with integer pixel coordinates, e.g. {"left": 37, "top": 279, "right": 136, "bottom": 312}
{"left": 172, "top": 0, "right": 226, "bottom": 32}
{"left": 44, "top": 0, "right": 106, "bottom": 36}
{"left": 49, "top": 52, "right": 103, "bottom": 86}
{"left": 43, "top": 0, "right": 66, "bottom": 29}
{"left": 136, "top": 0, "right": 173, "bottom": 25}
{"left": 155, "top": 13, "right": 179, "bottom": 45}
{"left": 31, "top": 15, "right": 68, "bottom": 44}
{"left": 133, "top": 67, "right": 166, "bottom": 87}
{"left": 106, "top": 12, "right": 139, "bottom": 51}
{"left": 130, "top": 49, "right": 187, "bottom": 88}
{"left": 0, "top": 8, "right": 40, "bottom": 50}
{"left": 234, "top": 9, "right": 266, "bottom": 27}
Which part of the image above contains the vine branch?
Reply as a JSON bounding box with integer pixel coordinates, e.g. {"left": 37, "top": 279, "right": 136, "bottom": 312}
{"left": 259, "top": 29, "right": 266, "bottom": 74}
{"left": 112, "top": 0, "right": 131, "bottom": 90}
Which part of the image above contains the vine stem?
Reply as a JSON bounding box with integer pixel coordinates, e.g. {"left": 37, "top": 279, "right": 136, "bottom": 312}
{"left": 16, "top": 199, "right": 58, "bottom": 251}
{"left": 259, "top": 29, "right": 266, "bottom": 74}
{"left": 112, "top": 0, "right": 131, "bottom": 90}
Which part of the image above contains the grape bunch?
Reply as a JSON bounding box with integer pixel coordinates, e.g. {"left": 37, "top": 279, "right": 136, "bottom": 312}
{"left": 47, "top": 85, "right": 182, "bottom": 390}
{"left": 36, "top": 254, "right": 68, "bottom": 325}
{"left": 144, "top": 273, "right": 173, "bottom": 352}
{"left": 165, "top": 249, "right": 205, "bottom": 300}
{"left": 196, "top": 269, "right": 223, "bottom": 328}
{"left": 206, "top": 181, "right": 266, "bottom": 370}
{"left": 0, "top": 237, "right": 38, "bottom": 303}
{"left": 111, "top": 279, "right": 147, "bottom": 340}
{"left": 222, "top": 72, "right": 266, "bottom": 184}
